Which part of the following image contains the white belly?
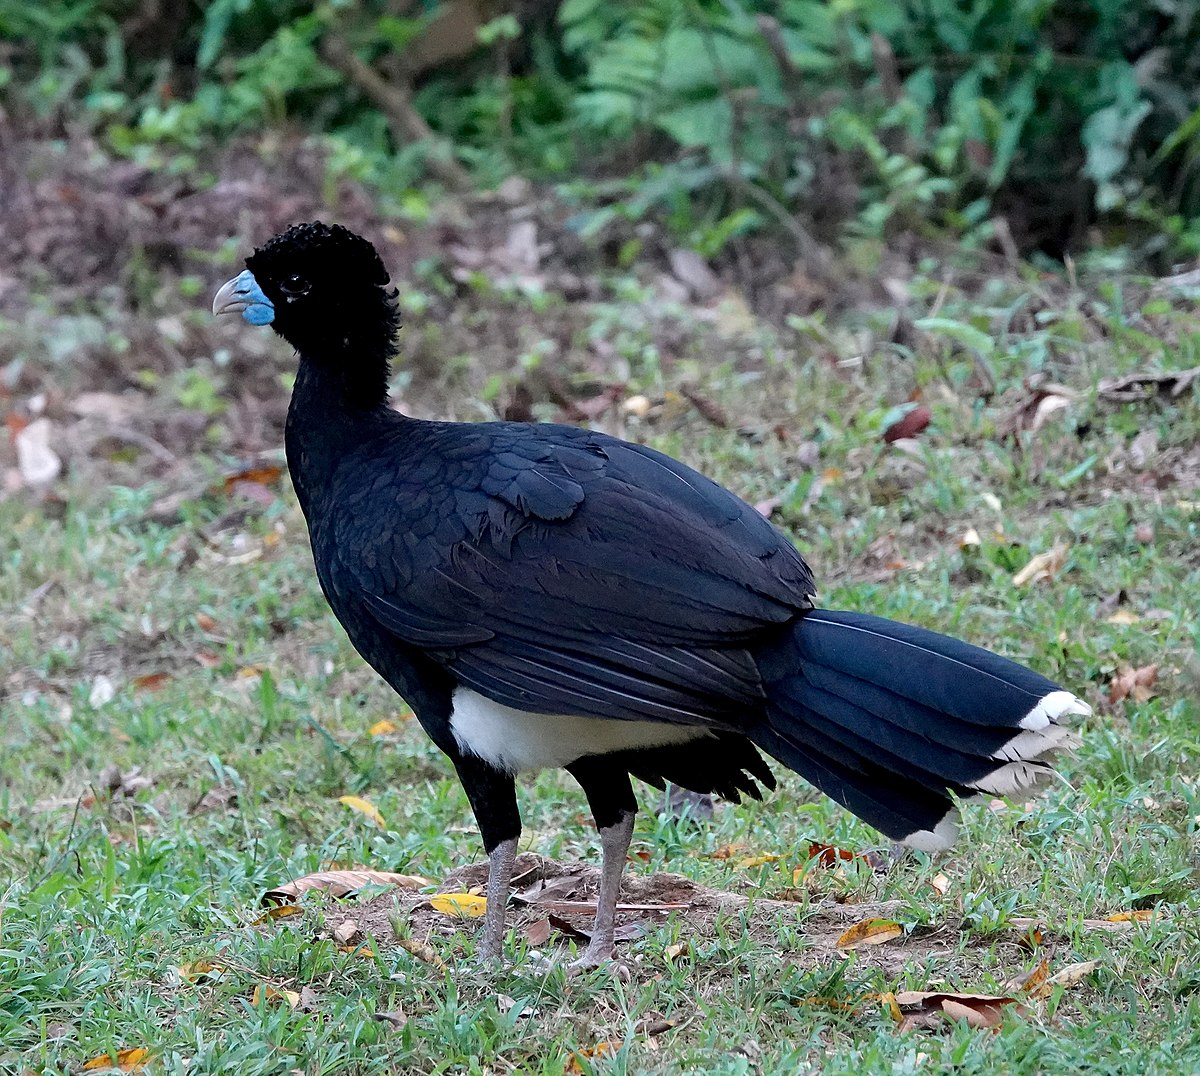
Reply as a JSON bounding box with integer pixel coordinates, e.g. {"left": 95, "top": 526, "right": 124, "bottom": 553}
{"left": 449, "top": 687, "right": 711, "bottom": 774}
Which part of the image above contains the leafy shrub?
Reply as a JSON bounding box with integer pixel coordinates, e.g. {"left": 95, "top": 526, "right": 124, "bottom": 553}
{"left": 2, "top": 0, "right": 1198, "bottom": 262}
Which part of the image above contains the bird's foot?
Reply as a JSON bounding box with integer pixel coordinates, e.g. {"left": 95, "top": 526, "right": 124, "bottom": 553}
{"left": 525, "top": 945, "right": 629, "bottom": 980}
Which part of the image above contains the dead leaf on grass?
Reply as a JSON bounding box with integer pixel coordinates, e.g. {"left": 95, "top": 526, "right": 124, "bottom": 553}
{"left": 567, "top": 1040, "right": 623, "bottom": 1073}
{"left": 252, "top": 904, "right": 301, "bottom": 924}
{"left": 251, "top": 984, "right": 300, "bottom": 1007}
{"left": 1098, "top": 366, "right": 1200, "bottom": 401}
{"left": 82, "top": 1047, "right": 153, "bottom": 1072}
{"left": 15, "top": 418, "right": 61, "bottom": 486}
{"left": 929, "top": 873, "right": 950, "bottom": 896}
{"left": 368, "top": 718, "right": 401, "bottom": 736}
{"left": 710, "top": 843, "right": 746, "bottom": 860}
{"left": 177, "top": 959, "right": 222, "bottom": 983}
{"left": 264, "top": 869, "right": 430, "bottom": 905}
{"left": 222, "top": 463, "right": 283, "bottom": 494}
{"left": 1011, "top": 542, "right": 1068, "bottom": 587}
{"left": 429, "top": 892, "right": 488, "bottom": 918}
{"left": 547, "top": 912, "right": 645, "bottom": 943}
{"left": 338, "top": 794, "right": 385, "bottom": 827}
{"left": 736, "top": 853, "right": 781, "bottom": 869}
{"left": 1004, "top": 953, "right": 1053, "bottom": 998}
{"left": 332, "top": 919, "right": 360, "bottom": 945}
{"left": 680, "top": 386, "right": 730, "bottom": 428}
{"left": 1108, "top": 665, "right": 1158, "bottom": 704}
{"left": 525, "top": 916, "right": 552, "bottom": 946}
{"left": 893, "top": 991, "right": 1023, "bottom": 1032}
{"left": 836, "top": 917, "right": 903, "bottom": 949}
{"left": 132, "top": 672, "right": 171, "bottom": 692}
{"left": 882, "top": 404, "right": 931, "bottom": 443}
{"left": 1048, "top": 959, "right": 1100, "bottom": 987}
{"left": 1105, "top": 909, "right": 1156, "bottom": 923}
{"left": 397, "top": 936, "right": 448, "bottom": 970}
{"left": 804, "top": 841, "right": 883, "bottom": 870}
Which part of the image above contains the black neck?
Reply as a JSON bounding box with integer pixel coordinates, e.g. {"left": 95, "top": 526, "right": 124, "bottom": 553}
{"left": 284, "top": 353, "right": 401, "bottom": 516}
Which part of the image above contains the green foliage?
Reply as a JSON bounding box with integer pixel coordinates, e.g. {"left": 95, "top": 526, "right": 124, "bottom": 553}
{"left": 1, "top": 0, "right": 1198, "bottom": 258}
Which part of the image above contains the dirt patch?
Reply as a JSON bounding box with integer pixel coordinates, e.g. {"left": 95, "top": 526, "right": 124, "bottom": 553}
{"left": 318, "top": 854, "right": 947, "bottom": 977}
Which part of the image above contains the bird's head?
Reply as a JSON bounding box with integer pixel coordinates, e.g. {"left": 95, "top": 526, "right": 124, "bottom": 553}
{"left": 213, "top": 222, "right": 399, "bottom": 370}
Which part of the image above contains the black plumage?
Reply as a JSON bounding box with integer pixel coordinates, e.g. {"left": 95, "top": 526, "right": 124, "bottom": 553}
{"left": 214, "top": 222, "right": 1089, "bottom": 967}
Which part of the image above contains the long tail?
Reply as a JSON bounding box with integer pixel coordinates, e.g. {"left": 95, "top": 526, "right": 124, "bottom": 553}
{"left": 749, "top": 609, "right": 1089, "bottom": 851}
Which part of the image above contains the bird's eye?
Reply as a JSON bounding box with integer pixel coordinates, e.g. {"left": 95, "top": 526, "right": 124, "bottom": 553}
{"left": 280, "top": 274, "right": 310, "bottom": 299}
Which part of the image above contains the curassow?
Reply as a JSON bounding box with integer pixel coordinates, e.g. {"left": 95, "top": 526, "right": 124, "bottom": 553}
{"left": 214, "top": 222, "right": 1089, "bottom": 968}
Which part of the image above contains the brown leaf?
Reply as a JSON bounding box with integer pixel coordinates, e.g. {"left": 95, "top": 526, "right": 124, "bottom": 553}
{"left": 1004, "top": 953, "right": 1053, "bottom": 998}
{"left": 805, "top": 841, "right": 882, "bottom": 870}
{"left": 893, "top": 991, "right": 1023, "bottom": 1032}
{"left": 835, "top": 917, "right": 903, "bottom": 949}
{"left": 567, "top": 1040, "right": 623, "bottom": 1073}
{"left": 82, "top": 1048, "right": 153, "bottom": 1072}
{"left": 1011, "top": 543, "right": 1068, "bottom": 587}
{"left": 374, "top": 1007, "right": 408, "bottom": 1030}
{"left": 263, "top": 869, "right": 430, "bottom": 905}
{"left": 680, "top": 386, "right": 730, "bottom": 428}
{"left": 1108, "top": 665, "right": 1158, "bottom": 705}
{"left": 397, "top": 936, "right": 448, "bottom": 969}
{"left": 332, "top": 918, "right": 360, "bottom": 945}
{"left": 132, "top": 672, "right": 171, "bottom": 693}
{"left": 252, "top": 904, "right": 301, "bottom": 924}
{"left": 547, "top": 913, "right": 646, "bottom": 943}
{"left": 525, "top": 917, "right": 552, "bottom": 946}
{"left": 1104, "top": 909, "right": 1155, "bottom": 923}
{"left": 710, "top": 843, "right": 746, "bottom": 861}
{"left": 251, "top": 984, "right": 300, "bottom": 1007}
{"left": 222, "top": 463, "right": 283, "bottom": 494}
{"left": 883, "top": 404, "right": 931, "bottom": 443}
{"left": 929, "top": 873, "right": 950, "bottom": 896}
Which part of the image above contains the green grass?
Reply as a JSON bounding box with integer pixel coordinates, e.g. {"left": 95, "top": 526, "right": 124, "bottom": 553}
{"left": 2, "top": 259, "right": 1199, "bottom": 1074}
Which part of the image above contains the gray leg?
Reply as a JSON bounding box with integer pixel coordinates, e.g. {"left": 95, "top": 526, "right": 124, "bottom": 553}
{"left": 571, "top": 810, "right": 635, "bottom": 969}
{"left": 478, "top": 836, "right": 517, "bottom": 963}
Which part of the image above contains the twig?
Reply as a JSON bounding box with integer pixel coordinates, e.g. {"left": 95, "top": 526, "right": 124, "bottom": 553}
{"left": 320, "top": 34, "right": 471, "bottom": 191}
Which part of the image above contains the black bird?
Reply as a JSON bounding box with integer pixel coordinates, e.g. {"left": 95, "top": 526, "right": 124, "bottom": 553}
{"left": 214, "top": 223, "right": 1088, "bottom": 967}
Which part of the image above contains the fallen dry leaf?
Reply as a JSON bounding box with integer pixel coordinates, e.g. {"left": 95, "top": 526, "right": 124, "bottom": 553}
{"left": 15, "top": 417, "right": 61, "bottom": 486}
{"left": 1004, "top": 953, "right": 1053, "bottom": 998}
{"left": 836, "top": 917, "right": 903, "bottom": 949}
{"left": 251, "top": 984, "right": 300, "bottom": 1007}
{"left": 1098, "top": 366, "right": 1200, "bottom": 401}
{"left": 710, "top": 843, "right": 746, "bottom": 860}
{"left": 883, "top": 404, "right": 931, "bottom": 443}
{"left": 264, "top": 869, "right": 430, "bottom": 905}
{"left": 252, "top": 904, "right": 302, "bottom": 924}
{"left": 1012, "top": 543, "right": 1068, "bottom": 587}
{"left": 893, "top": 991, "right": 1023, "bottom": 1032}
{"left": 332, "top": 919, "right": 359, "bottom": 945}
{"left": 1105, "top": 909, "right": 1155, "bottom": 923}
{"left": 368, "top": 719, "right": 400, "bottom": 736}
{"left": 132, "top": 672, "right": 171, "bottom": 693}
{"left": 429, "top": 892, "right": 488, "bottom": 918}
{"left": 736, "top": 853, "right": 782, "bottom": 869}
{"left": 1108, "top": 665, "right": 1158, "bottom": 705}
{"left": 680, "top": 386, "right": 730, "bottom": 428}
{"left": 567, "top": 1040, "right": 623, "bottom": 1073}
{"left": 222, "top": 463, "right": 284, "bottom": 494}
{"left": 338, "top": 794, "right": 385, "bottom": 827}
{"left": 804, "top": 841, "right": 883, "bottom": 870}
{"left": 82, "top": 1048, "right": 153, "bottom": 1072}
{"left": 1048, "top": 959, "right": 1100, "bottom": 987}
{"left": 397, "top": 936, "right": 448, "bottom": 970}
{"left": 525, "top": 917, "right": 552, "bottom": 946}
{"left": 1105, "top": 608, "right": 1141, "bottom": 625}
{"left": 177, "top": 959, "right": 222, "bottom": 983}
{"left": 930, "top": 873, "right": 950, "bottom": 896}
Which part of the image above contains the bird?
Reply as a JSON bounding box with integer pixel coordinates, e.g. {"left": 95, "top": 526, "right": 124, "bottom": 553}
{"left": 213, "top": 221, "right": 1089, "bottom": 969}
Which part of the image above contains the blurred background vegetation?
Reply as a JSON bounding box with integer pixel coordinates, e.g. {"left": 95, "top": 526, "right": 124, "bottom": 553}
{"left": 4, "top": 0, "right": 1199, "bottom": 272}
